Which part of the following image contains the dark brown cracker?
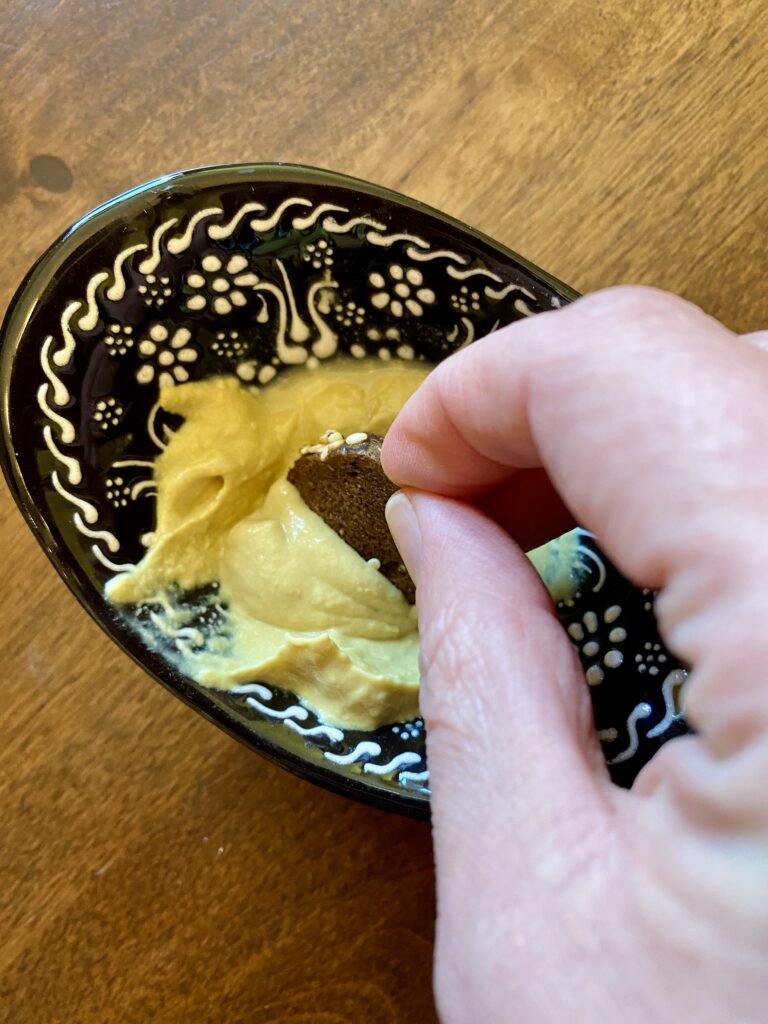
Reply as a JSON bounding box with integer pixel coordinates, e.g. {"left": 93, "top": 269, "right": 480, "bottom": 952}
{"left": 287, "top": 433, "right": 415, "bottom": 603}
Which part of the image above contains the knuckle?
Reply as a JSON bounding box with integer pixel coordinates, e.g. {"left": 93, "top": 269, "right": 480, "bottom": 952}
{"left": 577, "top": 284, "right": 707, "bottom": 331}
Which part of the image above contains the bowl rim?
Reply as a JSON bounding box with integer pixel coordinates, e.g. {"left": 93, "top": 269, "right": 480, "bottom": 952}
{"left": 0, "top": 162, "right": 579, "bottom": 818}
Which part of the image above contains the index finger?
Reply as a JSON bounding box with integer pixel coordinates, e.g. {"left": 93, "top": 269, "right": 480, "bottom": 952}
{"left": 383, "top": 286, "right": 768, "bottom": 782}
{"left": 383, "top": 286, "right": 768, "bottom": 593}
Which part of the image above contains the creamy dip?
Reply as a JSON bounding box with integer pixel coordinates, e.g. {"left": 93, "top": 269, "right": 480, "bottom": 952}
{"left": 108, "top": 360, "right": 429, "bottom": 727}
{"left": 107, "top": 359, "right": 582, "bottom": 728}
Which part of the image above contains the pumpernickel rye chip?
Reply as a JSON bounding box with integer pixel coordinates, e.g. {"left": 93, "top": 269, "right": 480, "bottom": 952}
{"left": 287, "top": 429, "right": 415, "bottom": 603}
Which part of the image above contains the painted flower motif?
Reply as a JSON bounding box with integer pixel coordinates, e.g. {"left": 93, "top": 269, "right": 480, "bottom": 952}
{"left": 92, "top": 397, "right": 124, "bottom": 431}
{"left": 450, "top": 285, "right": 481, "bottom": 314}
{"left": 332, "top": 299, "right": 365, "bottom": 328}
{"left": 104, "top": 323, "right": 134, "bottom": 357}
{"left": 135, "top": 324, "right": 198, "bottom": 387}
{"left": 369, "top": 265, "right": 435, "bottom": 318}
{"left": 634, "top": 641, "right": 668, "bottom": 676}
{"left": 567, "top": 605, "right": 627, "bottom": 685}
{"left": 185, "top": 253, "right": 258, "bottom": 316}
{"left": 105, "top": 475, "right": 130, "bottom": 508}
{"left": 211, "top": 329, "right": 249, "bottom": 361}
{"left": 137, "top": 273, "right": 173, "bottom": 309}
{"left": 303, "top": 238, "right": 333, "bottom": 270}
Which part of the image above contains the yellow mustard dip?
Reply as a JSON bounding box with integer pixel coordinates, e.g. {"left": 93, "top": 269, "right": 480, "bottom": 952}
{"left": 106, "top": 360, "right": 430, "bottom": 728}
{"left": 106, "top": 357, "right": 583, "bottom": 729}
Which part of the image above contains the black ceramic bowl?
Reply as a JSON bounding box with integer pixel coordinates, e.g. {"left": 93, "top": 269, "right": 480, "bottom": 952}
{"left": 0, "top": 164, "right": 689, "bottom": 817}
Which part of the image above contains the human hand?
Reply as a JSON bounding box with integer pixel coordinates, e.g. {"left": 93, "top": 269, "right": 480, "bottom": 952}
{"left": 382, "top": 287, "right": 768, "bottom": 1024}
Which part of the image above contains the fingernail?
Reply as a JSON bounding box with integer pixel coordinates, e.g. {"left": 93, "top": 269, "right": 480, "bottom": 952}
{"left": 385, "top": 491, "right": 422, "bottom": 583}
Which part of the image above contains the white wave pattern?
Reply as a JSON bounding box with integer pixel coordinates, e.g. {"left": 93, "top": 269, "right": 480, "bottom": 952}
{"left": 283, "top": 720, "right": 345, "bottom": 743}
{"left": 91, "top": 546, "right": 136, "bottom": 573}
{"left": 106, "top": 244, "right": 147, "bottom": 301}
{"left": 322, "top": 215, "right": 387, "bottom": 234}
{"left": 72, "top": 513, "right": 120, "bottom": 553}
{"left": 363, "top": 752, "right": 422, "bottom": 775}
{"left": 230, "top": 683, "right": 272, "bottom": 699}
{"left": 138, "top": 218, "right": 178, "bottom": 274}
{"left": 367, "top": 230, "right": 429, "bottom": 249}
{"left": 50, "top": 470, "right": 99, "bottom": 524}
{"left": 250, "top": 197, "right": 312, "bottom": 232}
{"left": 399, "top": 769, "right": 430, "bottom": 785}
{"left": 406, "top": 245, "right": 469, "bottom": 264}
{"left": 484, "top": 281, "right": 536, "bottom": 301}
{"left": 292, "top": 203, "right": 349, "bottom": 230}
{"left": 447, "top": 264, "right": 503, "bottom": 283}
{"left": 37, "top": 383, "right": 74, "bottom": 443}
{"left": 245, "top": 695, "right": 310, "bottom": 721}
{"left": 325, "top": 741, "right": 382, "bottom": 765}
{"left": 166, "top": 207, "right": 223, "bottom": 254}
{"left": 231, "top": 684, "right": 344, "bottom": 742}
{"left": 40, "top": 337, "right": 70, "bottom": 405}
{"left": 208, "top": 202, "right": 266, "bottom": 240}
{"left": 77, "top": 271, "right": 109, "bottom": 331}
{"left": 647, "top": 669, "right": 688, "bottom": 739}
{"left": 43, "top": 425, "right": 81, "bottom": 485}
{"left": 606, "top": 702, "right": 653, "bottom": 765}
{"left": 53, "top": 302, "right": 81, "bottom": 367}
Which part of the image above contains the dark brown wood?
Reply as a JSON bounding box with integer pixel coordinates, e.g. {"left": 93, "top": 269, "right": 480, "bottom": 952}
{"left": 1, "top": 1, "right": 766, "bottom": 1020}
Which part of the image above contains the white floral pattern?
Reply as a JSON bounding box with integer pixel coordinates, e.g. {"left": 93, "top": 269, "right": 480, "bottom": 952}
{"left": 138, "top": 273, "right": 173, "bottom": 308}
{"left": 135, "top": 324, "right": 198, "bottom": 386}
{"left": 451, "top": 285, "right": 481, "bottom": 314}
{"left": 567, "top": 605, "right": 627, "bottom": 685}
{"left": 303, "top": 238, "right": 333, "bottom": 269}
{"left": 332, "top": 299, "right": 365, "bottom": 327}
{"left": 369, "top": 264, "right": 435, "bottom": 317}
{"left": 104, "top": 323, "right": 134, "bottom": 356}
{"left": 211, "top": 329, "right": 249, "bottom": 361}
{"left": 634, "top": 642, "right": 668, "bottom": 676}
{"left": 93, "top": 397, "right": 124, "bottom": 430}
{"left": 105, "top": 475, "right": 130, "bottom": 508}
{"left": 185, "top": 253, "right": 259, "bottom": 316}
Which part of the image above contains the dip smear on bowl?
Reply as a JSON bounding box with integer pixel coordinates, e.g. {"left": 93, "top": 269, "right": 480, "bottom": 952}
{"left": 106, "top": 357, "right": 582, "bottom": 729}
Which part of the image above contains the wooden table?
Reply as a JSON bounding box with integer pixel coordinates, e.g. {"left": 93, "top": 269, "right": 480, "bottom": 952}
{"left": 1, "top": 2, "right": 765, "bottom": 1020}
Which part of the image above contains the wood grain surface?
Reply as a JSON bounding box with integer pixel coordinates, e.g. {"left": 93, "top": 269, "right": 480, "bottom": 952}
{"left": 1, "top": 2, "right": 766, "bottom": 1021}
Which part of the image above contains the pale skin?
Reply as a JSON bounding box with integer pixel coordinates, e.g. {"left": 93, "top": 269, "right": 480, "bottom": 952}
{"left": 382, "top": 287, "right": 768, "bottom": 1024}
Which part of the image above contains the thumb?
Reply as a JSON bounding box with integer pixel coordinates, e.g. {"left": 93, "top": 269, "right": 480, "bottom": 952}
{"left": 386, "top": 489, "right": 614, "bottom": 877}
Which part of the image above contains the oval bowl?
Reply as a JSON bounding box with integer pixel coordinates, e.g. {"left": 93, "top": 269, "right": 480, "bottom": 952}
{"left": 0, "top": 164, "right": 689, "bottom": 817}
